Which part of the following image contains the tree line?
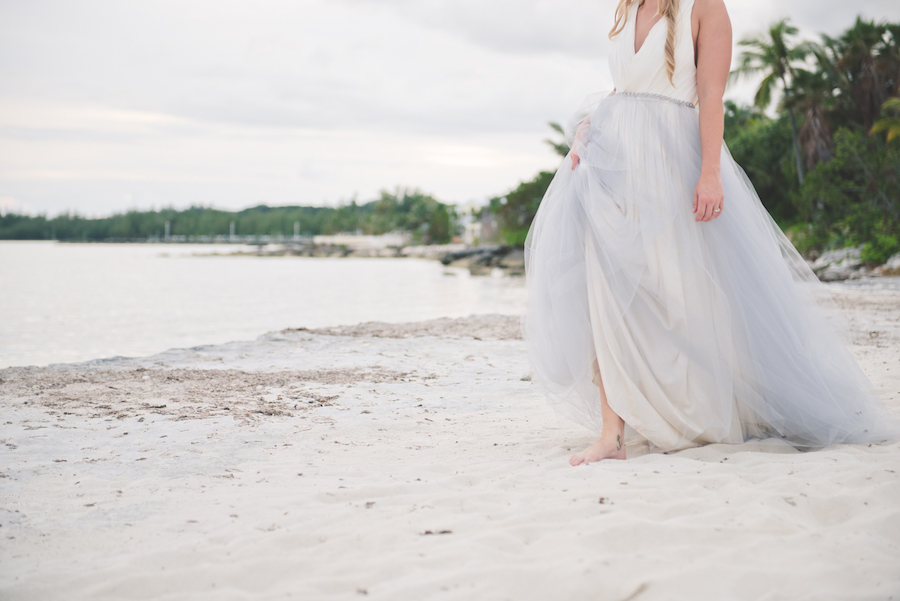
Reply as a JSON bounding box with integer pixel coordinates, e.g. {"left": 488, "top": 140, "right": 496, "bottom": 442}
{"left": 4, "top": 16, "right": 897, "bottom": 259}
{"left": 0, "top": 189, "right": 456, "bottom": 245}
{"left": 489, "top": 16, "right": 900, "bottom": 264}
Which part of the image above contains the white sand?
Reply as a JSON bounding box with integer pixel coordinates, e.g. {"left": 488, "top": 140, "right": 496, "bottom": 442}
{"left": 1, "top": 291, "right": 899, "bottom": 600}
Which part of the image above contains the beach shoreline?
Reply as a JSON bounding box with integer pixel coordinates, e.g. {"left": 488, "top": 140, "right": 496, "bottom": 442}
{"left": 1, "top": 290, "right": 899, "bottom": 600}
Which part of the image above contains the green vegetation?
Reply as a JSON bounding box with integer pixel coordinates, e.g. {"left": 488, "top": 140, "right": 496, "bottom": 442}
{"left": 730, "top": 19, "right": 812, "bottom": 184}
{"left": 0, "top": 189, "right": 457, "bottom": 245}
{"left": 723, "top": 101, "right": 798, "bottom": 223}
{"left": 488, "top": 171, "right": 555, "bottom": 247}
{"left": 488, "top": 15, "right": 899, "bottom": 261}
{"left": 794, "top": 128, "right": 900, "bottom": 264}
{"left": 483, "top": 122, "right": 567, "bottom": 247}
{"left": 870, "top": 97, "right": 900, "bottom": 142}
{"left": 4, "top": 17, "right": 898, "bottom": 260}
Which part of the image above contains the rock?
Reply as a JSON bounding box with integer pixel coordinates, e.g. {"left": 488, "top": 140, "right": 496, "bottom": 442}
{"left": 201, "top": 242, "right": 527, "bottom": 275}
{"left": 873, "top": 252, "right": 900, "bottom": 277}
{"left": 441, "top": 246, "right": 525, "bottom": 275}
{"left": 497, "top": 249, "right": 525, "bottom": 276}
{"left": 809, "top": 246, "right": 866, "bottom": 282}
{"left": 439, "top": 245, "right": 506, "bottom": 266}
{"left": 809, "top": 246, "right": 900, "bottom": 281}
{"left": 401, "top": 244, "right": 468, "bottom": 260}
{"left": 346, "top": 247, "right": 402, "bottom": 258}
{"left": 437, "top": 245, "right": 523, "bottom": 276}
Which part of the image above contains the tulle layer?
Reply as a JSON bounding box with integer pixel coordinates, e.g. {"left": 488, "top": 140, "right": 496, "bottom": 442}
{"left": 523, "top": 92, "right": 898, "bottom": 450}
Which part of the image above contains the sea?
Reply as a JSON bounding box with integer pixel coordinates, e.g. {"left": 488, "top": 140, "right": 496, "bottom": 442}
{"left": 0, "top": 241, "right": 528, "bottom": 368}
{"left": 3, "top": 241, "right": 898, "bottom": 370}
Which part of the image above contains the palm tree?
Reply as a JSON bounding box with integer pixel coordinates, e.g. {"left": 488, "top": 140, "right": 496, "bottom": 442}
{"left": 785, "top": 69, "right": 834, "bottom": 170}
{"left": 871, "top": 97, "right": 900, "bottom": 142}
{"left": 723, "top": 100, "right": 765, "bottom": 131}
{"left": 730, "top": 19, "right": 811, "bottom": 184}
{"left": 788, "top": 59, "right": 839, "bottom": 170}
{"left": 878, "top": 24, "right": 900, "bottom": 97}
{"left": 829, "top": 18, "right": 889, "bottom": 132}
{"left": 545, "top": 122, "right": 570, "bottom": 158}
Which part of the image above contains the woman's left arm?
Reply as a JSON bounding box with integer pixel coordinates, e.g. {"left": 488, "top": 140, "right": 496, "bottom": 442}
{"left": 693, "top": 0, "right": 732, "bottom": 222}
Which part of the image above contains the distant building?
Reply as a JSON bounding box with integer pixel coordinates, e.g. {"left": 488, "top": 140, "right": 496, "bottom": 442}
{"left": 481, "top": 211, "right": 498, "bottom": 244}
{"left": 456, "top": 200, "right": 497, "bottom": 246}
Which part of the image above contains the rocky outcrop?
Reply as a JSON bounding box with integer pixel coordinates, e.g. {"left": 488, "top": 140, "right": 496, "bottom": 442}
{"left": 344, "top": 247, "right": 403, "bottom": 258}
{"left": 440, "top": 246, "right": 525, "bottom": 276}
{"left": 210, "top": 241, "right": 899, "bottom": 281}
{"left": 873, "top": 253, "right": 900, "bottom": 277}
{"left": 808, "top": 247, "right": 900, "bottom": 281}
{"left": 344, "top": 244, "right": 473, "bottom": 259}
{"left": 809, "top": 247, "right": 866, "bottom": 281}
{"left": 401, "top": 244, "right": 468, "bottom": 260}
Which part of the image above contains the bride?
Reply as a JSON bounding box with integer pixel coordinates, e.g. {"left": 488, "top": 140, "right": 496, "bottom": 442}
{"left": 523, "top": 0, "right": 898, "bottom": 464}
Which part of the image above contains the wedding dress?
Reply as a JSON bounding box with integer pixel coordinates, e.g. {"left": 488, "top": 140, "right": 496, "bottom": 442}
{"left": 523, "top": 0, "right": 898, "bottom": 450}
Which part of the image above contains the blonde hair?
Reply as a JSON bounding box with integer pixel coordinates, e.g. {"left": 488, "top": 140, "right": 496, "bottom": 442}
{"left": 609, "top": 0, "right": 679, "bottom": 87}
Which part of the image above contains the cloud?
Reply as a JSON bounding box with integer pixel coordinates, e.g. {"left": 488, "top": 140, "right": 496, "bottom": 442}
{"left": 727, "top": 0, "right": 899, "bottom": 38}
{"left": 0, "top": 0, "right": 604, "bottom": 136}
{"left": 1, "top": 0, "right": 898, "bottom": 216}
{"left": 341, "top": 0, "right": 616, "bottom": 58}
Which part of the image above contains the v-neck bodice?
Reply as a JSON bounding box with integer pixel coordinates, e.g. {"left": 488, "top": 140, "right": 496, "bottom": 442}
{"left": 609, "top": 0, "right": 698, "bottom": 104}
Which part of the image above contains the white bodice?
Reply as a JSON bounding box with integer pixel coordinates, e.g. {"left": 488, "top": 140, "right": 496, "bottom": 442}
{"left": 608, "top": 0, "right": 698, "bottom": 104}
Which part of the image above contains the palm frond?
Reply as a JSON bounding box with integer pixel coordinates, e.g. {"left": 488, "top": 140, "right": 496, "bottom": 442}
{"left": 544, "top": 122, "right": 570, "bottom": 158}
{"left": 882, "top": 97, "right": 900, "bottom": 111}
{"left": 729, "top": 63, "right": 767, "bottom": 82}
{"left": 754, "top": 72, "right": 777, "bottom": 109}
{"left": 871, "top": 98, "right": 900, "bottom": 142}
{"left": 870, "top": 117, "right": 900, "bottom": 142}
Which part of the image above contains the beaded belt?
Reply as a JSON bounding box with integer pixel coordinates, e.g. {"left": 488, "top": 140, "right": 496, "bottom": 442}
{"left": 617, "top": 91, "right": 696, "bottom": 108}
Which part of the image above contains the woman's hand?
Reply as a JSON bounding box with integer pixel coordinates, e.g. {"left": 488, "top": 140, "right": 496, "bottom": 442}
{"left": 571, "top": 153, "right": 580, "bottom": 169}
{"left": 693, "top": 170, "right": 724, "bottom": 222}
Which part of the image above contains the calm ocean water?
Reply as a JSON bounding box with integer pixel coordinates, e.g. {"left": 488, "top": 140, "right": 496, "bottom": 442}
{"left": 0, "top": 241, "right": 528, "bottom": 368}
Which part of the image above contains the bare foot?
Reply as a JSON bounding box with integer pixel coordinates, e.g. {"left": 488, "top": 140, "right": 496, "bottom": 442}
{"left": 569, "top": 433, "right": 626, "bottom": 465}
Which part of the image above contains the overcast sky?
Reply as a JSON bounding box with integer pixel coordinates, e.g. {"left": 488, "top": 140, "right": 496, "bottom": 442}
{"left": 1, "top": 0, "right": 898, "bottom": 217}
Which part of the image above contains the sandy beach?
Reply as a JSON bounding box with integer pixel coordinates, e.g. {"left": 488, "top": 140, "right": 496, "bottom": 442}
{"left": 1, "top": 288, "right": 899, "bottom": 600}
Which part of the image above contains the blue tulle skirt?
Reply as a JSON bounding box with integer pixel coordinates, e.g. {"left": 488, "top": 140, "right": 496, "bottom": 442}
{"left": 523, "top": 92, "right": 898, "bottom": 450}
